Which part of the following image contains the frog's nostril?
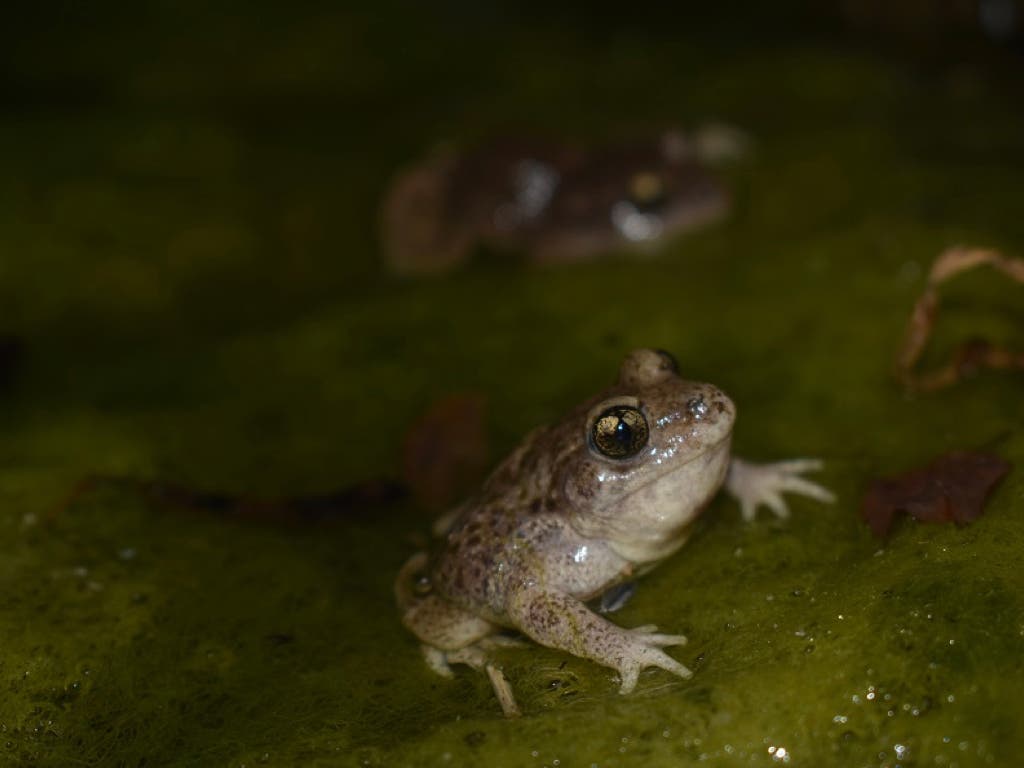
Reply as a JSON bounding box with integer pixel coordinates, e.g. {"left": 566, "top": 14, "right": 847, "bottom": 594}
{"left": 686, "top": 396, "right": 709, "bottom": 420}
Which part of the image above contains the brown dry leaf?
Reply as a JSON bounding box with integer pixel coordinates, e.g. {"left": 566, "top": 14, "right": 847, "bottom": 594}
{"left": 861, "top": 451, "right": 1011, "bottom": 538}
{"left": 895, "top": 246, "right": 1024, "bottom": 391}
{"left": 401, "top": 392, "right": 489, "bottom": 511}
{"left": 54, "top": 474, "right": 407, "bottom": 525}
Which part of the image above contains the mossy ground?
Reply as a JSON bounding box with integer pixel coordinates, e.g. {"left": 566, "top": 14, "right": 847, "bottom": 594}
{"left": 1, "top": 4, "right": 1023, "bottom": 766}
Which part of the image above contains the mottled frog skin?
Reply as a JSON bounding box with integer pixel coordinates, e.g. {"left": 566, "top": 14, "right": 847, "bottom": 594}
{"left": 381, "top": 130, "right": 736, "bottom": 275}
{"left": 396, "top": 349, "right": 832, "bottom": 715}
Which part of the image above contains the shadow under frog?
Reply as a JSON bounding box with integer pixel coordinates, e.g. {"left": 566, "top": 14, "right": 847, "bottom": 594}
{"left": 395, "top": 349, "right": 833, "bottom": 716}
{"left": 381, "top": 130, "right": 736, "bottom": 275}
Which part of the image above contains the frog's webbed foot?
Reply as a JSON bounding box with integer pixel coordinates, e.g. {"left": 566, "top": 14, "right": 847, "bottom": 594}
{"left": 617, "top": 625, "right": 691, "bottom": 694}
{"left": 726, "top": 457, "right": 835, "bottom": 522}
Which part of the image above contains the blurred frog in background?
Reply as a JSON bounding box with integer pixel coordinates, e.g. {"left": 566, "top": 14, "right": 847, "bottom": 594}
{"left": 381, "top": 126, "right": 746, "bottom": 275}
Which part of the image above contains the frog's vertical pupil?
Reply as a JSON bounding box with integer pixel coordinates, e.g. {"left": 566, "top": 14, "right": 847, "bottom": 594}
{"left": 614, "top": 420, "right": 632, "bottom": 450}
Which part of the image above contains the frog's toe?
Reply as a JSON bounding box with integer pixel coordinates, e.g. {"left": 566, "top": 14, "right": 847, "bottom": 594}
{"left": 479, "top": 634, "right": 528, "bottom": 649}
{"left": 779, "top": 474, "right": 835, "bottom": 504}
{"left": 626, "top": 625, "right": 688, "bottom": 647}
{"left": 644, "top": 650, "right": 693, "bottom": 683}
{"left": 648, "top": 633, "right": 688, "bottom": 647}
{"left": 768, "top": 458, "right": 824, "bottom": 473}
{"left": 616, "top": 627, "right": 692, "bottom": 693}
{"left": 421, "top": 645, "right": 455, "bottom": 678}
{"left": 756, "top": 490, "right": 790, "bottom": 521}
{"left": 445, "top": 644, "right": 490, "bottom": 671}
{"left": 627, "top": 623, "right": 659, "bottom": 634}
{"left": 618, "top": 664, "right": 642, "bottom": 694}
{"left": 728, "top": 457, "right": 834, "bottom": 521}
{"left": 485, "top": 663, "right": 521, "bottom": 718}
{"left": 617, "top": 646, "right": 693, "bottom": 694}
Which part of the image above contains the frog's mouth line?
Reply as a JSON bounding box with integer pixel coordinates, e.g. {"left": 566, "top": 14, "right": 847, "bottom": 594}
{"left": 624, "top": 424, "right": 734, "bottom": 486}
{"left": 575, "top": 430, "right": 733, "bottom": 538}
{"left": 627, "top": 432, "right": 732, "bottom": 508}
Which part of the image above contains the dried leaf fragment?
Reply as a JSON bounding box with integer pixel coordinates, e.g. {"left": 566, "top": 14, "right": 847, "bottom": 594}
{"left": 895, "top": 246, "right": 1024, "bottom": 391}
{"left": 861, "top": 451, "right": 1011, "bottom": 537}
{"left": 401, "top": 392, "right": 489, "bottom": 510}
{"left": 55, "top": 474, "right": 407, "bottom": 525}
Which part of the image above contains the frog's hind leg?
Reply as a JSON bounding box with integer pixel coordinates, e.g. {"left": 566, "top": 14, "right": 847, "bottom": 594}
{"left": 410, "top": 609, "right": 522, "bottom": 717}
{"left": 396, "top": 553, "right": 521, "bottom": 716}
{"left": 437, "top": 642, "right": 521, "bottom": 718}
{"left": 396, "top": 553, "right": 496, "bottom": 650}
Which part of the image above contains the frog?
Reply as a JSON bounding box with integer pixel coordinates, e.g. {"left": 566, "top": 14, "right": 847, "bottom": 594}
{"left": 381, "top": 128, "right": 742, "bottom": 276}
{"left": 395, "top": 348, "right": 833, "bottom": 716}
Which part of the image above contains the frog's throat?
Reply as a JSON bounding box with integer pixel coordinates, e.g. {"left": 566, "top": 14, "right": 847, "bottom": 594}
{"left": 609, "top": 516, "right": 701, "bottom": 566}
{"left": 570, "top": 435, "right": 732, "bottom": 564}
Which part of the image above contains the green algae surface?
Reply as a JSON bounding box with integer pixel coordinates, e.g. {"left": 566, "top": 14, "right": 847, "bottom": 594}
{"left": 2, "top": 4, "right": 1024, "bottom": 766}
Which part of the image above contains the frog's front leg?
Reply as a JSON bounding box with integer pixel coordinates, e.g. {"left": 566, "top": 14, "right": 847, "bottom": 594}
{"left": 506, "top": 586, "right": 691, "bottom": 694}
{"left": 725, "top": 457, "right": 835, "bottom": 522}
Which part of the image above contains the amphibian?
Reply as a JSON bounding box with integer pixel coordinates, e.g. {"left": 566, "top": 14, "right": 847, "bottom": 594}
{"left": 395, "top": 349, "right": 833, "bottom": 715}
{"left": 381, "top": 130, "right": 739, "bottom": 275}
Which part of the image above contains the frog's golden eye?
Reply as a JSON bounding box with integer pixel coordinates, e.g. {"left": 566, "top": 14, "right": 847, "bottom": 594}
{"left": 590, "top": 405, "right": 649, "bottom": 459}
{"left": 628, "top": 171, "right": 666, "bottom": 209}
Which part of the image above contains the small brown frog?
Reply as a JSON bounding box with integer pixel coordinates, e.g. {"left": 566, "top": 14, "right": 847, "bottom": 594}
{"left": 396, "top": 349, "right": 832, "bottom": 715}
{"left": 381, "top": 129, "right": 740, "bottom": 274}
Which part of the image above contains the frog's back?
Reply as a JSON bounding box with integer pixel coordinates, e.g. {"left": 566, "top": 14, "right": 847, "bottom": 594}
{"left": 428, "top": 423, "right": 577, "bottom": 616}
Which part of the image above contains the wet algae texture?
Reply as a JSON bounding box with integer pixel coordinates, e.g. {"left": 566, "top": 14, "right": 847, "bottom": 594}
{"left": 2, "top": 4, "right": 1024, "bottom": 766}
